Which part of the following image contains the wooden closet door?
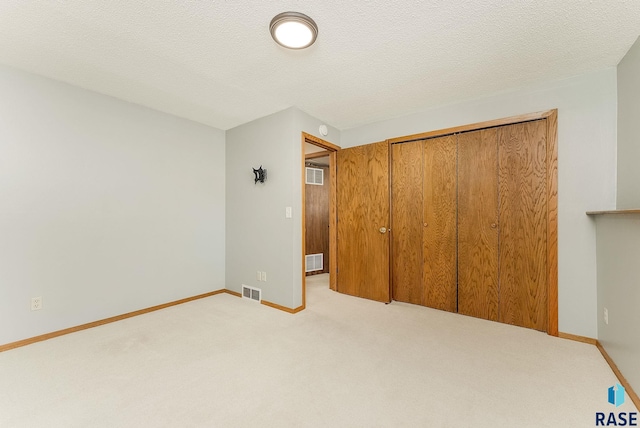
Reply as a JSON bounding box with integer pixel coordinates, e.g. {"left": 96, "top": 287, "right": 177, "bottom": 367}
{"left": 391, "top": 140, "right": 424, "bottom": 304}
{"left": 423, "top": 135, "right": 457, "bottom": 312}
{"left": 498, "top": 120, "right": 548, "bottom": 331}
{"left": 336, "top": 142, "right": 390, "bottom": 302}
{"left": 457, "top": 128, "right": 499, "bottom": 321}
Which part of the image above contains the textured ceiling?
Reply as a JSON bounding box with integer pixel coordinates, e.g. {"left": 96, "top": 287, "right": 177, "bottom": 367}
{"left": 0, "top": 1, "right": 638, "bottom": 131}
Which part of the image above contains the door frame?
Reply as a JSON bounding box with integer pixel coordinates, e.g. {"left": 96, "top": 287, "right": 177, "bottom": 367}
{"left": 301, "top": 132, "right": 341, "bottom": 308}
{"left": 387, "top": 109, "right": 559, "bottom": 336}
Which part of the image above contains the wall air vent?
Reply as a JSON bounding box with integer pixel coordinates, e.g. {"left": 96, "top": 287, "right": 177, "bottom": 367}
{"left": 241, "top": 285, "right": 261, "bottom": 303}
{"left": 305, "top": 167, "right": 324, "bottom": 185}
{"left": 305, "top": 253, "right": 323, "bottom": 272}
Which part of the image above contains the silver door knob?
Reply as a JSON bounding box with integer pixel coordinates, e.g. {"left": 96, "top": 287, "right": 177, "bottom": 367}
{"left": 379, "top": 227, "right": 387, "bottom": 234}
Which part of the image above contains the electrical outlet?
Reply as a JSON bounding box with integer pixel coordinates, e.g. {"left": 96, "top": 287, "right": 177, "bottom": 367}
{"left": 604, "top": 307, "right": 609, "bottom": 325}
{"left": 261, "top": 271, "right": 267, "bottom": 282}
{"left": 31, "top": 297, "right": 42, "bottom": 311}
{"left": 257, "top": 271, "right": 261, "bottom": 281}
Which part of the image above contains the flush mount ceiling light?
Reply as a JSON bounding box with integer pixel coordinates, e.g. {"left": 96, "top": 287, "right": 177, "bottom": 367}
{"left": 270, "top": 12, "right": 318, "bottom": 49}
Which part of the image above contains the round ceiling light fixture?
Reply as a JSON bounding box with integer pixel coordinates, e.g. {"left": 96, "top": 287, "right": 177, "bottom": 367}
{"left": 270, "top": 12, "right": 318, "bottom": 49}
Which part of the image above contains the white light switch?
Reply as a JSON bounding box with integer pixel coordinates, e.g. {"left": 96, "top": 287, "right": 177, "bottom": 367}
{"left": 285, "top": 207, "right": 292, "bottom": 218}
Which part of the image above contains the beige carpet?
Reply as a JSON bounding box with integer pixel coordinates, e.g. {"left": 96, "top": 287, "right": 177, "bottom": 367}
{"left": 0, "top": 274, "right": 636, "bottom": 427}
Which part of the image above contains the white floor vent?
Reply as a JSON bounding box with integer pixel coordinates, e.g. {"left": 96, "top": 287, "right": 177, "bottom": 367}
{"left": 305, "top": 253, "right": 324, "bottom": 272}
{"left": 242, "top": 285, "right": 261, "bottom": 303}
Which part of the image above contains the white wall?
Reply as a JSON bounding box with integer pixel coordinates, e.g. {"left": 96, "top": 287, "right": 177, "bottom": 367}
{"left": 617, "top": 36, "right": 640, "bottom": 209}
{"left": 225, "top": 107, "right": 339, "bottom": 309}
{"left": 592, "top": 36, "right": 640, "bottom": 395}
{"left": 342, "top": 69, "right": 618, "bottom": 338}
{"left": 595, "top": 215, "right": 640, "bottom": 393}
{"left": 225, "top": 109, "right": 296, "bottom": 307}
{"left": 0, "top": 65, "right": 226, "bottom": 345}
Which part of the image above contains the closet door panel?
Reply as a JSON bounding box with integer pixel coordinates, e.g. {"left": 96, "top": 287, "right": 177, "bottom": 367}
{"left": 367, "top": 141, "right": 392, "bottom": 302}
{"left": 391, "top": 141, "right": 424, "bottom": 305}
{"left": 498, "top": 120, "right": 548, "bottom": 331}
{"left": 423, "top": 135, "right": 457, "bottom": 312}
{"left": 458, "top": 129, "right": 499, "bottom": 321}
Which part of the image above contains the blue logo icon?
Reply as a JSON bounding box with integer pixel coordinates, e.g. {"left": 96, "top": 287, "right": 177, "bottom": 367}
{"left": 608, "top": 383, "right": 626, "bottom": 407}
{"left": 596, "top": 384, "right": 637, "bottom": 426}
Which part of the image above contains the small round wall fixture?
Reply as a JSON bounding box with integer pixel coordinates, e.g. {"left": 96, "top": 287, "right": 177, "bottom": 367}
{"left": 270, "top": 12, "right": 318, "bottom": 49}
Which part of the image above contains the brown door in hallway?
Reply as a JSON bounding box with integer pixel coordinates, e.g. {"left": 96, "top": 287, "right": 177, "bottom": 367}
{"left": 336, "top": 141, "right": 390, "bottom": 302}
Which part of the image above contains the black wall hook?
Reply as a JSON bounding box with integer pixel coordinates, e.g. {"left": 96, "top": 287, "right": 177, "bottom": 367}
{"left": 253, "top": 166, "right": 267, "bottom": 184}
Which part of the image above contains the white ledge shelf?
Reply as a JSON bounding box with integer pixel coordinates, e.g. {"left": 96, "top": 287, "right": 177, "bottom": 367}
{"left": 586, "top": 209, "right": 640, "bottom": 216}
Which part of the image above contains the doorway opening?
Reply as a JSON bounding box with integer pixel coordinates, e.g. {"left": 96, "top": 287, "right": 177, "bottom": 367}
{"left": 301, "top": 132, "right": 340, "bottom": 308}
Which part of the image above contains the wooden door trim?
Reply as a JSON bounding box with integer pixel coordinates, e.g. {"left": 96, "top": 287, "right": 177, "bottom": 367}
{"left": 302, "top": 132, "right": 340, "bottom": 308}
{"left": 546, "top": 110, "right": 559, "bottom": 336}
{"left": 387, "top": 109, "right": 558, "bottom": 336}
{"left": 304, "top": 133, "right": 341, "bottom": 151}
{"left": 388, "top": 140, "right": 394, "bottom": 304}
{"left": 305, "top": 150, "right": 331, "bottom": 160}
{"left": 387, "top": 110, "right": 557, "bottom": 144}
{"left": 387, "top": 140, "right": 393, "bottom": 303}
